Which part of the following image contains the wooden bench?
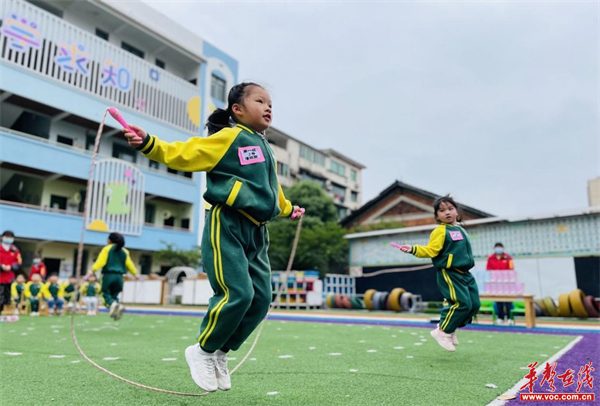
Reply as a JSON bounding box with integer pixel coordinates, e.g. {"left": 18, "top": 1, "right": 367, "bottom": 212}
{"left": 479, "top": 294, "right": 535, "bottom": 328}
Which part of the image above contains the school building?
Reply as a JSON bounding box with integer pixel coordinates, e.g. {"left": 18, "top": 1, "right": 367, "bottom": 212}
{"left": 0, "top": 0, "right": 238, "bottom": 276}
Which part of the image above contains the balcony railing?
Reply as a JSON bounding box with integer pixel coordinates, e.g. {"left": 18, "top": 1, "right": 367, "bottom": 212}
{"left": 0, "top": 0, "right": 200, "bottom": 134}
{"left": 0, "top": 200, "right": 192, "bottom": 232}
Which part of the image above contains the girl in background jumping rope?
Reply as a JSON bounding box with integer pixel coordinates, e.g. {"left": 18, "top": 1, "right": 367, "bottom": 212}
{"left": 393, "top": 195, "right": 479, "bottom": 352}
{"left": 124, "top": 82, "right": 304, "bottom": 393}
{"left": 91, "top": 232, "right": 138, "bottom": 321}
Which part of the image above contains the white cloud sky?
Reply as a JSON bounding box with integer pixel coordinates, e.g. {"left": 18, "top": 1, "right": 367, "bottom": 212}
{"left": 144, "top": 0, "right": 599, "bottom": 217}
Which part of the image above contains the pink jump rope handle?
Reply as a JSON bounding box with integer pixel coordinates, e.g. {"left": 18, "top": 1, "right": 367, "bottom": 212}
{"left": 291, "top": 207, "right": 305, "bottom": 219}
{"left": 390, "top": 242, "right": 403, "bottom": 249}
{"left": 107, "top": 107, "right": 134, "bottom": 133}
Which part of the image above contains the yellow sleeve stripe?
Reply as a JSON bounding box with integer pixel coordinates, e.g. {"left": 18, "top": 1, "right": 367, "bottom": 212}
{"left": 225, "top": 181, "right": 243, "bottom": 206}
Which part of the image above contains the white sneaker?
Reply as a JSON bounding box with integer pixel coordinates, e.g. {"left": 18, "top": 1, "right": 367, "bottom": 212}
{"left": 14, "top": 308, "right": 19, "bottom": 315}
{"left": 214, "top": 350, "right": 231, "bottom": 391}
{"left": 114, "top": 304, "right": 125, "bottom": 321}
{"left": 185, "top": 344, "right": 218, "bottom": 392}
{"left": 451, "top": 332, "right": 459, "bottom": 346}
{"left": 430, "top": 328, "right": 456, "bottom": 352}
{"left": 31, "top": 312, "right": 38, "bottom": 317}
{"left": 109, "top": 302, "right": 119, "bottom": 319}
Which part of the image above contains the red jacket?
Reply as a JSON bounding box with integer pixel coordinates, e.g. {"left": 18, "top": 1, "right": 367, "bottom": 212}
{"left": 0, "top": 244, "right": 22, "bottom": 284}
{"left": 29, "top": 263, "right": 47, "bottom": 281}
{"left": 486, "top": 253, "right": 514, "bottom": 270}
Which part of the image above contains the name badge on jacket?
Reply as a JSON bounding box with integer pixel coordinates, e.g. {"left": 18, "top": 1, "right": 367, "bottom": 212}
{"left": 238, "top": 146, "right": 265, "bottom": 165}
{"left": 449, "top": 231, "right": 464, "bottom": 241}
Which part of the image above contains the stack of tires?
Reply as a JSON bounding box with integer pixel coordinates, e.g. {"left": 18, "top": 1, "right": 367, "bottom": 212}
{"left": 325, "top": 293, "right": 365, "bottom": 310}
{"left": 363, "top": 288, "right": 415, "bottom": 312}
{"left": 534, "top": 290, "right": 599, "bottom": 318}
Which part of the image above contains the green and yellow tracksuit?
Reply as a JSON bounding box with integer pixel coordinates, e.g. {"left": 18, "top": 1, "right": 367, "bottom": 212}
{"left": 92, "top": 244, "right": 137, "bottom": 307}
{"left": 137, "top": 123, "right": 294, "bottom": 352}
{"left": 24, "top": 281, "right": 42, "bottom": 312}
{"left": 62, "top": 283, "right": 77, "bottom": 303}
{"left": 410, "top": 223, "right": 479, "bottom": 333}
{"left": 10, "top": 282, "right": 25, "bottom": 304}
{"left": 80, "top": 281, "right": 101, "bottom": 297}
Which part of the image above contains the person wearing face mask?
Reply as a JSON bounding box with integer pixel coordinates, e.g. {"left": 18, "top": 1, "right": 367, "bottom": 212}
{"left": 0, "top": 230, "right": 22, "bottom": 314}
{"left": 29, "top": 255, "right": 47, "bottom": 282}
{"left": 486, "top": 242, "right": 515, "bottom": 323}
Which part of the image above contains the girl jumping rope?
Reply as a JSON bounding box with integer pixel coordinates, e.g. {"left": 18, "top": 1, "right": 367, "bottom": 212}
{"left": 392, "top": 195, "right": 480, "bottom": 352}
{"left": 91, "top": 232, "right": 138, "bottom": 321}
{"left": 123, "top": 82, "right": 304, "bottom": 392}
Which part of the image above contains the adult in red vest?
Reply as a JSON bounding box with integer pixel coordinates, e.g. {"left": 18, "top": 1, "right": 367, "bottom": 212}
{"left": 29, "top": 256, "right": 47, "bottom": 281}
{"left": 0, "top": 230, "right": 22, "bottom": 313}
{"left": 486, "top": 242, "right": 514, "bottom": 323}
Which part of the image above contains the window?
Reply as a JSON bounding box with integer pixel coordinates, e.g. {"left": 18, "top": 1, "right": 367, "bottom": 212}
{"left": 112, "top": 143, "right": 137, "bottom": 163}
{"left": 50, "top": 195, "right": 67, "bottom": 210}
{"left": 180, "top": 218, "right": 190, "bottom": 230}
{"left": 337, "top": 206, "right": 348, "bottom": 219}
{"left": 330, "top": 160, "right": 346, "bottom": 177}
{"left": 56, "top": 135, "right": 73, "bottom": 146}
{"left": 277, "top": 162, "right": 289, "bottom": 177}
{"left": 140, "top": 255, "right": 152, "bottom": 275}
{"left": 121, "top": 41, "right": 144, "bottom": 59}
{"left": 183, "top": 172, "right": 193, "bottom": 179}
{"left": 149, "top": 160, "right": 159, "bottom": 170}
{"left": 300, "top": 171, "right": 325, "bottom": 188}
{"left": 299, "top": 145, "right": 325, "bottom": 166}
{"left": 164, "top": 216, "right": 175, "bottom": 227}
{"left": 331, "top": 184, "right": 346, "bottom": 201}
{"left": 86, "top": 135, "right": 96, "bottom": 151}
{"left": 145, "top": 204, "right": 156, "bottom": 224}
{"left": 95, "top": 28, "right": 109, "bottom": 41}
{"left": 211, "top": 75, "right": 226, "bottom": 102}
{"left": 28, "top": 1, "right": 63, "bottom": 17}
{"left": 351, "top": 191, "right": 358, "bottom": 202}
{"left": 167, "top": 167, "right": 178, "bottom": 175}
{"left": 351, "top": 169, "right": 357, "bottom": 182}
{"left": 155, "top": 59, "right": 165, "bottom": 69}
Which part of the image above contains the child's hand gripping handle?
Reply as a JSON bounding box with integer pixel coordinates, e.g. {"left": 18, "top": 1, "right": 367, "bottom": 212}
{"left": 291, "top": 207, "right": 305, "bottom": 219}
{"left": 108, "top": 107, "right": 145, "bottom": 147}
{"left": 390, "top": 242, "right": 412, "bottom": 253}
{"left": 107, "top": 107, "right": 134, "bottom": 133}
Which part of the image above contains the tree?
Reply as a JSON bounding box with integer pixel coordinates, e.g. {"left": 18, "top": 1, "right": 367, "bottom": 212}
{"left": 284, "top": 181, "right": 338, "bottom": 223}
{"left": 268, "top": 182, "right": 347, "bottom": 277}
{"left": 153, "top": 242, "right": 202, "bottom": 268}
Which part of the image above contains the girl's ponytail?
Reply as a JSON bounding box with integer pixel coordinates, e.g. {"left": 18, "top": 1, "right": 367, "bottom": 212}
{"left": 206, "top": 108, "right": 232, "bottom": 136}
{"left": 108, "top": 232, "right": 125, "bottom": 252}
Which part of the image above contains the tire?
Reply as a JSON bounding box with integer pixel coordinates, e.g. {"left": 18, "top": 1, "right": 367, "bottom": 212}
{"left": 542, "top": 297, "right": 559, "bottom": 317}
{"left": 326, "top": 293, "right": 336, "bottom": 308}
{"left": 372, "top": 292, "right": 385, "bottom": 310}
{"left": 557, "top": 293, "right": 572, "bottom": 317}
{"left": 583, "top": 295, "right": 600, "bottom": 318}
{"left": 364, "top": 289, "right": 377, "bottom": 311}
{"left": 387, "top": 288, "right": 405, "bottom": 312}
{"left": 379, "top": 292, "right": 390, "bottom": 311}
{"left": 341, "top": 295, "right": 353, "bottom": 309}
{"left": 569, "top": 289, "right": 589, "bottom": 318}
{"left": 535, "top": 299, "right": 549, "bottom": 316}
{"left": 351, "top": 297, "right": 365, "bottom": 310}
{"left": 533, "top": 302, "right": 543, "bottom": 317}
{"left": 401, "top": 292, "right": 414, "bottom": 312}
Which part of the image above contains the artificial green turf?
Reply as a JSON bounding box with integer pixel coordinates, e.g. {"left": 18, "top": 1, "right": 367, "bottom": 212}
{"left": 0, "top": 314, "right": 575, "bottom": 406}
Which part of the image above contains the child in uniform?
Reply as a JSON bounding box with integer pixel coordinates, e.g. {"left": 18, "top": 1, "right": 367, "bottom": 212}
{"left": 393, "top": 195, "right": 479, "bottom": 352}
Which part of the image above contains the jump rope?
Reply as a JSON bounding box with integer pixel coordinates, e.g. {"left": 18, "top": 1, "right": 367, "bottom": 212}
{"left": 69, "top": 107, "right": 305, "bottom": 396}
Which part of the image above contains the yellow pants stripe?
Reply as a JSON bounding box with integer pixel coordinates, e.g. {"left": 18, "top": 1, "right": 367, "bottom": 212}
{"left": 441, "top": 269, "right": 459, "bottom": 331}
{"left": 198, "top": 205, "right": 230, "bottom": 347}
{"left": 198, "top": 205, "right": 229, "bottom": 345}
{"left": 201, "top": 205, "right": 230, "bottom": 346}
